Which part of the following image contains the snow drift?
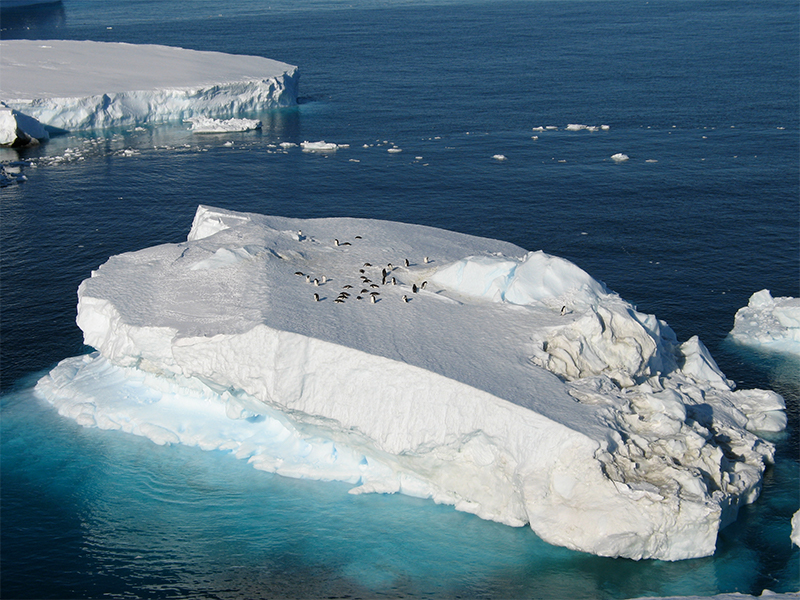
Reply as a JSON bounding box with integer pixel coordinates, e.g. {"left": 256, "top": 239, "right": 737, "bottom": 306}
{"left": 35, "top": 206, "right": 786, "bottom": 561}
{"left": 0, "top": 40, "right": 298, "bottom": 143}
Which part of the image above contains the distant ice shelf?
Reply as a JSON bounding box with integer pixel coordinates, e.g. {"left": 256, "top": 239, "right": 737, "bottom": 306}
{"left": 0, "top": 40, "right": 298, "bottom": 145}
{"left": 35, "top": 206, "right": 787, "bottom": 561}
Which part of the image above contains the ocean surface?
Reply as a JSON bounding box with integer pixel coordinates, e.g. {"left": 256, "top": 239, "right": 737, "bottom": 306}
{"left": 1, "top": 0, "right": 798, "bottom": 598}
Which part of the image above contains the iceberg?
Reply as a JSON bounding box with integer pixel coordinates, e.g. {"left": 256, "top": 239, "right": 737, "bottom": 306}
{"left": 35, "top": 206, "right": 786, "bottom": 561}
{"left": 0, "top": 40, "right": 298, "bottom": 142}
{"left": 729, "top": 290, "right": 800, "bottom": 357}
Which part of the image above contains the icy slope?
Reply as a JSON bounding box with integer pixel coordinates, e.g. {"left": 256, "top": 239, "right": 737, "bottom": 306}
{"left": 730, "top": 290, "right": 800, "bottom": 356}
{"left": 36, "top": 206, "right": 786, "bottom": 561}
{"left": 0, "top": 40, "right": 297, "bottom": 139}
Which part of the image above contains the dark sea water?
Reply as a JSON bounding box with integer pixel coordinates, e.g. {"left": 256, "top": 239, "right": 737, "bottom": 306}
{"left": 1, "top": 0, "right": 798, "bottom": 598}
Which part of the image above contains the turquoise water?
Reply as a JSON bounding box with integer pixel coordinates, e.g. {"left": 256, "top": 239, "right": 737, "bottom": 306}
{"left": 1, "top": 0, "right": 798, "bottom": 597}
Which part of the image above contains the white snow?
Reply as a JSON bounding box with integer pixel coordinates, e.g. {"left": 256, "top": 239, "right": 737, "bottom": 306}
{"left": 729, "top": 290, "right": 800, "bottom": 356}
{"left": 792, "top": 509, "right": 800, "bottom": 547}
{"left": 35, "top": 205, "right": 785, "bottom": 561}
{"left": 0, "top": 40, "right": 298, "bottom": 140}
{"left": 186, "top": 117, "right": 262, "bottom": 133}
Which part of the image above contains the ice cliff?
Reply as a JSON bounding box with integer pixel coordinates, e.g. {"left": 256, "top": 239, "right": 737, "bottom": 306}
{"left": 36, "top": 206, "right": 786, "bottom": 561}
{"left": 0, "top": 40, "right": 298, "bottom": 144}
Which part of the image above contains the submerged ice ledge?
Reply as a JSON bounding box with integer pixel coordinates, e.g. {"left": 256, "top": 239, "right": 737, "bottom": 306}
{"left": 0, "top": 40, "right": 298, "bottom": 144}
{"left": 36, "top": 206, "right": 786, "bottom": 561}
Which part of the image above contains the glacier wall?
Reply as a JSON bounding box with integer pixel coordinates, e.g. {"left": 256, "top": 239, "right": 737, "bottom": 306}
{"left": 35, "top": 205, "right": 786, "bottom": 561}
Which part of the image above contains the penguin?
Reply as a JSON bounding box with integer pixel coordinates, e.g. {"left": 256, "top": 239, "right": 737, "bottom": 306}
{"left": 313, "top": 279, "right": 319, "bottom": 286}
{"left": 359, "top": 269, "right": 365, "bottom": 274}
{"left": 404, "top": 258, "right": 409, "bottom": 267}
{"left": 370, "top": 284, "right": 379, "bottom": 289}
{"left": 342, "top": 242, "right": 351, "bottom": 246}
{"left": 370, "top": 295, "right": 377, "bottom": 303}
{"left": 402, "top": 295, "right": 409, "bottom": 302}
{"left": 391, "top": 277, "right": 397, "bottom": 285}
{"left": 295, "top": 271, "right": 304, "bottom": 276}
{"left": 355, "top": 235, "right": 362, "bottom": 239}
{"left": 313, "top": 293, "right": 320, "bottom": 301}
{"left": 321, "top": 275, "right": 327, "bottom": 283}
{"left": 361, "top": 289, "right": 369, "bottom": 294}
{"left": 305, "top": 275, "right": 311, "bottom": 283}
{"left": 420, "top": 281, "right": 427, "bottom": 289}
{"left": 424, "top": 256, "right": 430, "bottom": 263}
{"left": 412, "top": 284, "right": 418, "bottom": 293}
{"left": 343, "top": 284, "right": 353, "bottom": 289}
{"left": 561, "top": 306, "right": 567, "bottom": 315}
{"left": 364, "top": 262, "right": 372, "bottom": 267}
{"left": 387, "top": 263, "right": 393, "bottom": 270}
{"left": 370, "top": 291, "right": 380, "bottom": 296}
{"left": 334, "top": 238, "right": 340, "bottom": 246}
{"left": 357, "top": 296, "right": 363, "bottom": 300}
{"left": 334, "top": 297, "right": 344, "bottom": 304}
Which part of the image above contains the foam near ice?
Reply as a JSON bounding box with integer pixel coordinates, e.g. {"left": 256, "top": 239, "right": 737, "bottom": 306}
{"left": 0, "top": 40, "right": 298, "bottom": 139}
{"left": 729, "top": 289, "right": 800, "bottom": 356}
{"left": 35, "top": 205, "right": 786, "bottom": 561}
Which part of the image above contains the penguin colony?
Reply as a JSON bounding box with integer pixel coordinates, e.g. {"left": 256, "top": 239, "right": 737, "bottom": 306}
{"left": 294, "top": 236, "right": 431, "bottom": 305}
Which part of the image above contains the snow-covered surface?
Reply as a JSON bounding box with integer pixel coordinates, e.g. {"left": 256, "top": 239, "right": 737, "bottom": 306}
{"left": 730, "top": 290, "right": 800, "bottom": 356}
{"left": 0, "top": 40, "right": 298, "bottom": 140}
{"left": 36, "top": 206, "right": 786, "bottom": 561}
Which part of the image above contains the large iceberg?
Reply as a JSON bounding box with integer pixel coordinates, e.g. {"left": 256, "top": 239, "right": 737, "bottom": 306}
{"left": 36, "top": 206, "right": 786, "bottom": 561}
{"left": 729, "top": 289, "right": 800, "bottom": 357}
{"left": 0, "top": 40, "right": 298, "bottom": 144}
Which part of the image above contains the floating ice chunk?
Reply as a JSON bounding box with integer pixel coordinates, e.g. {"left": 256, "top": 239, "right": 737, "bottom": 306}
{"left": 0, "top": 104, "right": 48, "bottom": 146}
{"left": 792, "top": 510, "right": 800, "bottom": 547}
{"left": 36, "top": 205, "right": 786, "bottom": 562}
{"left": 730, "top": 289, "right": 800, "bottom": 356}
{"left": 187, "top": 116, "right": 262, "bottom": 133}
{"left": 301, "top": 141, "right": 343, "bottom": 152}
{"left": 492, "top": 154, "right": 507, "bottom": 161}
{"left": 388, "top": 147, "right": 402, "bottom": 153}
{"left": 611, "top": 153, "right": 630, "bottom": 162}
{"left": 565, "top": 124, "right": 609, "bottom": 132}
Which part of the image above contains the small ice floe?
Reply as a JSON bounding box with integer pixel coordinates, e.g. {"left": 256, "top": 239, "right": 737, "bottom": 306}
{"left": 387, "top": 147, "right": 402, "bottom": 153}
{"left": 492, "top": 154, "right": 507, "bottom": 161}
{"left": 566, "top": 124, "right": 611, "bottom": 132}
{"left": 611, "top": 153, "right": 629, "bottom": 163}
{"left": 301, "top": 141, "right": 342, "bottom": 152}
{"left": 186, "top": 117, "right": 262, "bottom": 133}
{"left": 280, "top": 142, "right": 297, "bottom": 148}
